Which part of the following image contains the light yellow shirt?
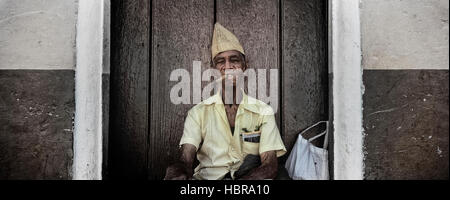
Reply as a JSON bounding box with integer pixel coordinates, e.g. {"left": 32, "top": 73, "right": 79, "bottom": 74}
{"left": 179, "top": 92, "right": 286, "bottom": 180}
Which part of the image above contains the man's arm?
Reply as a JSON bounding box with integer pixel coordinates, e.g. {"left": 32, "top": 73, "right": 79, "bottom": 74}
{"left": 239, "top": 151, "right": 278, "bottom": 180}
{"left": 164, "top": 144, "right": 197, "bottom": 180}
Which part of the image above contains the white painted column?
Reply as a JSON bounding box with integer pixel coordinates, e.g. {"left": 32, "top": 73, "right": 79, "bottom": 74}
{"left": 73, "top": 0, "right": 104, "bottom": 180}
{"left": 331, "top": 0, "right": 364, "bottom": 180}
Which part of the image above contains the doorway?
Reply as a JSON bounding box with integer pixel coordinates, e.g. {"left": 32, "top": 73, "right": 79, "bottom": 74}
{"left": 109, "top": 0, "right": 329, "bottom": 180}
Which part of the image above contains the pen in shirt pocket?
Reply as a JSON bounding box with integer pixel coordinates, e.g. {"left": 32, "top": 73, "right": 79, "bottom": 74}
{"left": 240, "top": 130, "right": 261, "bottom": 143}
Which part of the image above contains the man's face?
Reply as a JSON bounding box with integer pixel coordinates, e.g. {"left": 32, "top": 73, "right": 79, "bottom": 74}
{"left": 213, "top": 50, "right": 247, "bottom": 85}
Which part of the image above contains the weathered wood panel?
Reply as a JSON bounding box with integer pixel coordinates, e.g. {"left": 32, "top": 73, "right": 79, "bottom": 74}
{"left": 216, "top": 0, "right": 281, "bottom": 127}
{"left": 327, "top": 0, "right": 333, "bottom": 179}
{"left": 109, "top": 0, "right": 150, "bottom": 179}
{"left": 150, "top": 0, "right": 214, "bottom": 180}
{"left": 109, "top": 0, "right": 328, "bottom": 179}
{"left": 102, "top": 74, "right": 110, "bottom": 179}
{"left": 102, "top": 0, "right": 111, "bottom": 179}
{"left": 281, "top": 0, "right": 328, "bottom": 153}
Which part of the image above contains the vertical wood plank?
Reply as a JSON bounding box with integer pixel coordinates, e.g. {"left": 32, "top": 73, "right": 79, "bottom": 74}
{"left": 109, "top": 0, "right": 150, "bottom": 179}
{"left": 150, "top": 0, "right": 214, "bottom": 179}
{"left": 282, "top": 0, "right": 328, "bottom": 153}
{"left": 216, "top": 0, "right": 281, "bottom": 126}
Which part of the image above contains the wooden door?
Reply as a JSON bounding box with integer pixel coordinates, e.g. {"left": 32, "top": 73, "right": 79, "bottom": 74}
{"left": 110, "top": 0, "right": 329, "bottom": 180}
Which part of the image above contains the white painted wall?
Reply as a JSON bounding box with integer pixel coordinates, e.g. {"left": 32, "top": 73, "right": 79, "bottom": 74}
{"left": 331, "top": 0, "right": 364, "bottom": 180}
{"left": 361, "top": 0, "right": 449, "bottom": 70}
{"left": 0, "top": 0, "right": 78, "bottom": 70}
{"left": 73, "top": 0, "right": 104, "bottom": 180}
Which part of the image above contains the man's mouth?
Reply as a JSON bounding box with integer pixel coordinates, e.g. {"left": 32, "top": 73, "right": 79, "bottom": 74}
{"left": 224, "top": 71, "right": 241, "bottom": 80}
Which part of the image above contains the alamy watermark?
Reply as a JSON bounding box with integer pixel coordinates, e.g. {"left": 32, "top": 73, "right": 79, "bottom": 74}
{"left": 170, "top": 61, "right": 279, "bottom": 113}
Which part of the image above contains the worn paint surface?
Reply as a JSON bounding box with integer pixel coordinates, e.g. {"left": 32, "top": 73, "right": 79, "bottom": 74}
{"left": 73, "top": 0, "right": 104, "bottom": 180}
{"left": 0, "top": 0, "right": 78, "bottom": 180}
{"left": 363, "top": 70, "right": 449, "bottom": 180}
{"left": 0, "top": 70, "right": 75, "bottom": 179}
{"left": 360, "top": 0, "right": 449, "bottom": 70}
{"left": 331, "top": 0, "right": 364, "bottom": 180}
{"left": 0, "top": 0, "right": 78, "bottom": 70}
{"left": 361, "top": 0, "right": 449, "bottom": 180}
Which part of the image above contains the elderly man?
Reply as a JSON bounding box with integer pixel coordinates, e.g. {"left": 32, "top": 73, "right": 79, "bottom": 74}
{"left": 164, "top": 23, "right": 286, "bottom": 180}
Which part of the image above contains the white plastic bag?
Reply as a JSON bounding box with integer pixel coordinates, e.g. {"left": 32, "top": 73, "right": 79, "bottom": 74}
{"left": 285, "top": 121, "right": 329, "bottom": 180}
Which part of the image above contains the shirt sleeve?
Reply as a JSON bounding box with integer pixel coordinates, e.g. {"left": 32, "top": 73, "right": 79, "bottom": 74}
{"left": 259, "top": 111, "right": 287, "bottom": 157}
{"left": 179, "top": 109, "right": 202, "bottom": 151}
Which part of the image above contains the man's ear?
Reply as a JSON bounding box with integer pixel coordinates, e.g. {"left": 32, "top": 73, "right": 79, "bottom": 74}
{"left": 241, "top": 57, "right": 248, "bottom": 71}
{"left": 244, "top": 56, "right": 249, "bottom": 70}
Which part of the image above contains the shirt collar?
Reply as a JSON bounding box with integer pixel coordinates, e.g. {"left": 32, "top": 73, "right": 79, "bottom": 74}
{"left": 203, "top": 89, "right": 260, "bottom": 114}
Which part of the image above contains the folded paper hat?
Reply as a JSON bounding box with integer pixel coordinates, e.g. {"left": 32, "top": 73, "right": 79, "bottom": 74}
{"left": 211, "top": 23, "right": 245, "bottom": 60}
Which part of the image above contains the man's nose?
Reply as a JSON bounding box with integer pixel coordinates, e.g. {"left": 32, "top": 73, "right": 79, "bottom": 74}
{"left": 224, "top": 60, "right": 235, "bottom": 70}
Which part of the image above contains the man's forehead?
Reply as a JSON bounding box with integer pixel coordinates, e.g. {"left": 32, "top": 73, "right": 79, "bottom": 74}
{"left": 214, "top": 50, "right": 242, "bottom": 59}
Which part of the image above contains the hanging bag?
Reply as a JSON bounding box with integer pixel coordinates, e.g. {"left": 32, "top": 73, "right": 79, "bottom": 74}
{"left": 285, "top": 121, "right": 329, "bottom": 180}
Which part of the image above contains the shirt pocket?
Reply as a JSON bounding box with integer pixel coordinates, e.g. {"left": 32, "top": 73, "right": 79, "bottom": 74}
{"left": 242, "top": 141, "right": 259, "bottom": 155}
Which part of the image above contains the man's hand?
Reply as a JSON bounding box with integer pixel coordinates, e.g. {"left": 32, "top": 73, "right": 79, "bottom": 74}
{"left": 238, "top": 151, "right": 278, "bottom": 180}
{"left": 164, "top": 163, "right": 189, "bottom": 180}
{"left": 163, "top": 144, "right": 197, "bottom": 180}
